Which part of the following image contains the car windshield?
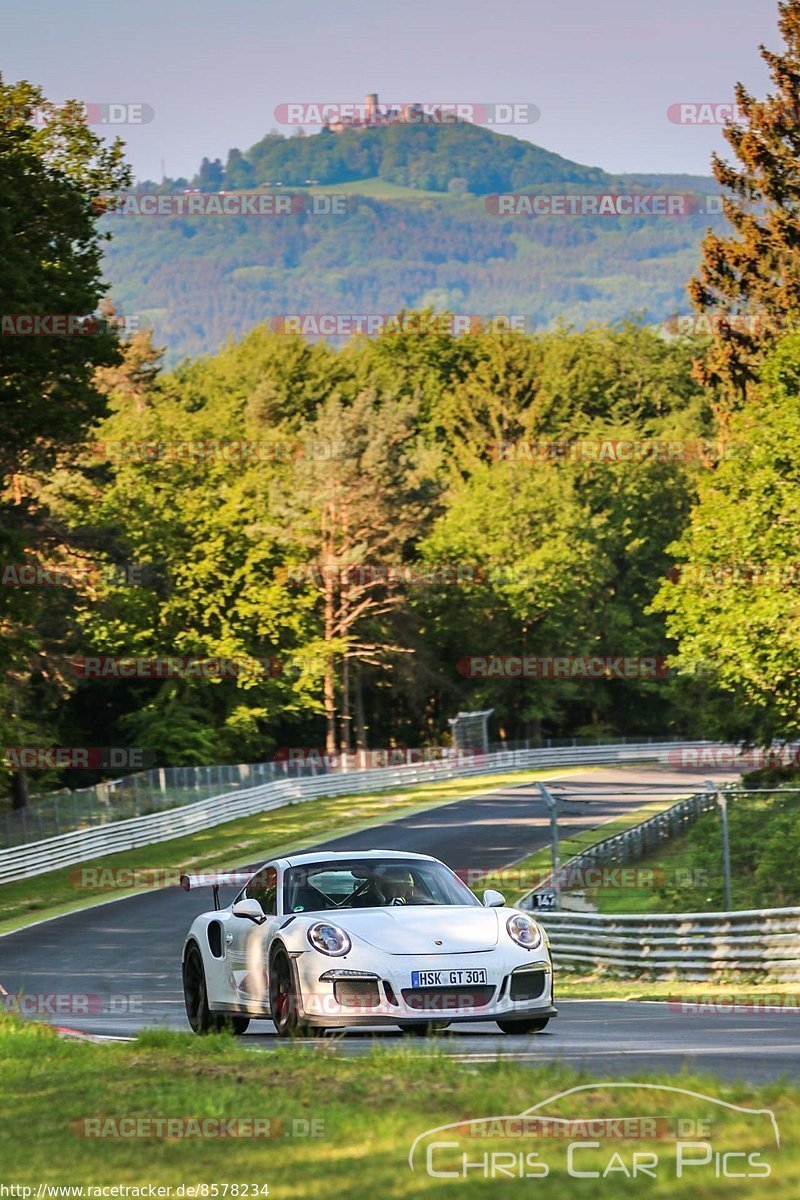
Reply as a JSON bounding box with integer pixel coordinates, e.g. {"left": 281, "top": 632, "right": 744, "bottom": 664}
{"left": 283, "top": 858, "right": 481, "bottom": 913}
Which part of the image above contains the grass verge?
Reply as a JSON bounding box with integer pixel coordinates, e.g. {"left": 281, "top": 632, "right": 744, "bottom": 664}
{"left": 1, "top": 1016, "right": 797, "bottom": 1196}
{"left": 0, "top": 768, "right": 577, "bottom": 937}
{"left": 556, "top": 978, "right": 800, "bottom": 1001}
{"left": 304, "top": 177, "right": 470, "bottom": 200}
{"left": 581, "top": 834, "right": 701, "bottom": 915}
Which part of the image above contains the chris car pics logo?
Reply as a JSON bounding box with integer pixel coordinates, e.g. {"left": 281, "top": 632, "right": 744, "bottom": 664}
{"left": 409, "top": 1083, "right": 779, "bottom": 1180}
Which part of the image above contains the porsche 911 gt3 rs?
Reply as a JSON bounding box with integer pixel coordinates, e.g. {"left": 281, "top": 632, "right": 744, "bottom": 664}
{"left": 181, "top": 850, "right": 556, "bottom": 1036}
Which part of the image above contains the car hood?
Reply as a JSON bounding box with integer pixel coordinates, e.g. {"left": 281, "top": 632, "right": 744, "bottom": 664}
{"left": 335, "top": 906, "right": 500, "bottom": 955}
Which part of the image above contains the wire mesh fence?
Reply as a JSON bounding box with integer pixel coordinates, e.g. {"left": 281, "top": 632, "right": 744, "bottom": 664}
{"left": 0, "top": 733, "right": 688, "bottom": 850}
{"left": 0, "top": 762, "right": 282, "bottom": 848}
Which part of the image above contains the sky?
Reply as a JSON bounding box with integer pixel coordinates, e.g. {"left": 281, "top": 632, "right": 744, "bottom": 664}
{"left": 2, "top": 0, "right": 783, "bottom": 183}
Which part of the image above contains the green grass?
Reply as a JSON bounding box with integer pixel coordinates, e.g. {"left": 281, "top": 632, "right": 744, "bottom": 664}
{"left": 303, "top": 177, "right": 468, "bottom": 200}
{"left": 557, "top": 978, "right": 800, "bottom": 1001}
{"left": 1, "top": 1017, "right": 797, "bottom": 1196}
{"left": 219, "top": 179, "right": 466, "bottom": 200}
{"left": 0, "top": 768, "right": 580, "bottom": 937}
{"left": 576, "top": 786, "right": 800, "bottom": 915}
{"left": 181, "top": 180, "right": 467, "bottom": 203}
{"left": 583, "top": 835, "right": 702, "bottom": 915}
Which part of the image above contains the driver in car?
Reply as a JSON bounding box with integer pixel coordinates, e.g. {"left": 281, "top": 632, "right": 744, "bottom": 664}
{"left": 377, "top": 867, "right": 427, "bottom": 905}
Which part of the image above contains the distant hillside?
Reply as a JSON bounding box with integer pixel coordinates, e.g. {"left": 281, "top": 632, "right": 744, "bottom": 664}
{"left": 107, "top": 124, "right": 725, "bottom": 362}
{"left": 149, "top": 122, "right": 613, "bottom": 195}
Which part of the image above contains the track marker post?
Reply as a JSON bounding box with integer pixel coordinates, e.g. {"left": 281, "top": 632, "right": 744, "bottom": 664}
{"left": 706, "top": 778, "right": 733, "bottom": 911}
{"left": 536, "top": 781, "right": 560, "bottom": 910}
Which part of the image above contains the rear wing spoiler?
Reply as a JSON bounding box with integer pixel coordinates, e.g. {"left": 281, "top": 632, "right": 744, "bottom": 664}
{"left": 180, "top": 871, "right": 253, "bottom": 911}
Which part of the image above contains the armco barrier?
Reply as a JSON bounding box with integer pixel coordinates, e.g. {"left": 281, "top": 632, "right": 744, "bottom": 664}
{"left": 0, "top": 740, "right": 720, "bottom": 884}
{"left": 0, "top": 735, "right": 707, "bottom": 849}
{"left": 539, "top": 908, "right": 800, "bottom": 980}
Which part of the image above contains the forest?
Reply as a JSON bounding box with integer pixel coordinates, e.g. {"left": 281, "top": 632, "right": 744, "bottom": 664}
{"left": 4, "top": 1, "right": 800, "bottom": 804}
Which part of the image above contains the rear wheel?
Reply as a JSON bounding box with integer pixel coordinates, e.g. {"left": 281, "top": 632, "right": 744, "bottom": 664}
{"left": 183, "top": 945, "right": 217, "bottom": 1034}
{"left": 496, "top": 1017, "right": 549, "bottom": 1034}
{"left": 183, "top": 946, "right": 250, "bottom": 1034}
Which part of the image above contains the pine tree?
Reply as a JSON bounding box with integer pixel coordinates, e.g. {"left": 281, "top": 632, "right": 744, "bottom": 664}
{"left": 94, "top": 317, "right": 164, "bottom": 413}
{"left": 689, "top": 0, "right": 800, "bottom": 411}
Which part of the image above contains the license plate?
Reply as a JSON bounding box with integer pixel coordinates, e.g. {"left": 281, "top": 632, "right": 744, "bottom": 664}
{"left": 411, "top": 968, "right": 488, "bottom": 987}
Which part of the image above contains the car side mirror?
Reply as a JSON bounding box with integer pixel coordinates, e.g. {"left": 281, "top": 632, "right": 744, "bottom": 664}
{"left": 232, "top": 897, "right": 266, "bottom": 923}
{"left": 483, "top": 889, "right": 506, "bottom": 908}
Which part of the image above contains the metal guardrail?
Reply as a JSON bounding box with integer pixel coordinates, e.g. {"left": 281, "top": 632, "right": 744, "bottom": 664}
{"left": 0, "top": 733, "right": 691, "bottom": 850}
{"left": 539, "top": 908, "right": 800, "bottom": 980}
{"left": 0, "top": 740, "right": 717, "bottom": 885}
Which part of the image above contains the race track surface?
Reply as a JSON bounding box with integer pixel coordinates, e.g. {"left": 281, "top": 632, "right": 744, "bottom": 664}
{"left": 3, "top": 763, "right": 792, "bottom": 1082}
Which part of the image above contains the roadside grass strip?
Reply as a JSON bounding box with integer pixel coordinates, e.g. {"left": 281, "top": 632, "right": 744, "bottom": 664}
{"left": 1, "top": 1016, "right": 797, "bottom": 1196}
{"left": 557, "top": 979, "right": 800, "bottom": 1002}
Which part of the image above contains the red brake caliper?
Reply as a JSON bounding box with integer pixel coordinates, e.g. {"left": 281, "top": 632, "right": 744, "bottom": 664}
{"left": 274, "top": 978, "right": 289, "bottom": 1026}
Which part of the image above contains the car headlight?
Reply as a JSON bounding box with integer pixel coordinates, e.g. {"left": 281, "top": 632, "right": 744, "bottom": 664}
{"left": 506, "top": 913, "right": 543, "bottom": 949}
{"left": 307, "top": 922, "right": 351, "bottom": 956}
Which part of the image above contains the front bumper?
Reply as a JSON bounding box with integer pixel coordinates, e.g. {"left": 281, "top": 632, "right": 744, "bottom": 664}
{"left": 293, "top": 951, "right": 556, "bottom": 1028}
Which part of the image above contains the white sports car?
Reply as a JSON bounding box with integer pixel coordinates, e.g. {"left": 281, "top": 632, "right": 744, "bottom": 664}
{"left": 180, "top": 850, "right": 556, "bottom": 1036}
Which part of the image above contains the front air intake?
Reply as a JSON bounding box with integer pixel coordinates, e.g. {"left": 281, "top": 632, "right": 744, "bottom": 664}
{"left": 333, "top": 979, "right": 381, "bottom": 1008}
{"left": 401, "top": 986, "right": 495, "bottom": 1011}
{"left": 509, "top": 968, "right": 547, "bottom": 1002}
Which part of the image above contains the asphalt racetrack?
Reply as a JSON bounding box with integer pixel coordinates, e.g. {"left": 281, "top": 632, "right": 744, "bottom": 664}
{"left": 2, "top": 763, "right": 796, "bottom": 1082}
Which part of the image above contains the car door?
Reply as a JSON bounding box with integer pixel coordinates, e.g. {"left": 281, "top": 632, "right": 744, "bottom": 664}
{"left": 226, "top": 865, "right": 280, "bottom": 1006}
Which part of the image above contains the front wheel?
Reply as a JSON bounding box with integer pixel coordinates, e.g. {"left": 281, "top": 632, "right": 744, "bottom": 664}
{"left": 269, "top": 948, "right": 314, "bottom": 1037}
{"left": 496, "top": 1017, "right": 549, "bottom": 1034}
